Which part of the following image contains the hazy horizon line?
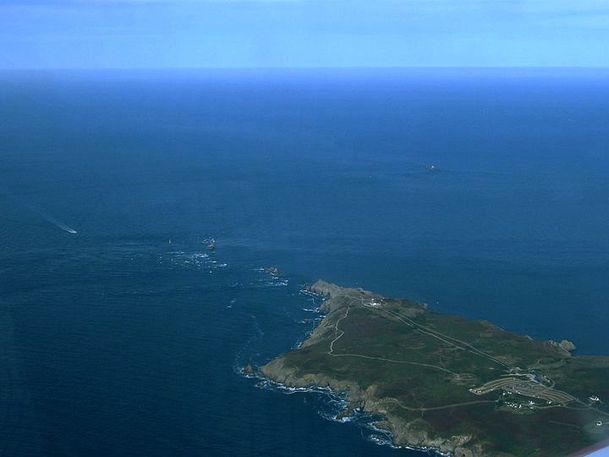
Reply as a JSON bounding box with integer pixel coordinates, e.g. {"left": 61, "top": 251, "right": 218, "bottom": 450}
{"left": 3, "top": 66, "right": 609, "bottom": 72}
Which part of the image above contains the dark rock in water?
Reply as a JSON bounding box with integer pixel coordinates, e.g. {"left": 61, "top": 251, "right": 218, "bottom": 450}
{"left": 264, "top": 267, "right": 280, "bottom": 277}
{"left": 241, "top": 364, "right": 256, "bottom": 377}
{"left": 206, "top": 238, "right": 216, "bottom": 251}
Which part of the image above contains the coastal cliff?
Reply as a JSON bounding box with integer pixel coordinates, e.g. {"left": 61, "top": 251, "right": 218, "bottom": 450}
{"left": 261, "top": 358, "right": 485, "bottom": 456}
{"left": 259, "top": 281, "right": 609, "bottom": 456}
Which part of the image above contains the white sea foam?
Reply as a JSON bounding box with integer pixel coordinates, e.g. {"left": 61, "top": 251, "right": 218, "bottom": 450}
{"left": 162, "top": 248, "right": 233, "bottom": 273}
{"left": 367, "top": 435, "right": 391, "bottom": 446}
{"left": 299, "top": 289, "right": 320, "bottom": 298}
{"left": 252, "top": 370, "right": 450, "bottom": 457}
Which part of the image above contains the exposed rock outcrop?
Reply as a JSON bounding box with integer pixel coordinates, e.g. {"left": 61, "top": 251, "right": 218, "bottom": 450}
{"left": 559, "top": 339, "right": 576, "bottom": 353}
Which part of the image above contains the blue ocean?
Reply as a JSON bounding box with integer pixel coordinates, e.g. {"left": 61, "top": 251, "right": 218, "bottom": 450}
{"left": 1, "top": 69, "right": 609, "bottom": 456}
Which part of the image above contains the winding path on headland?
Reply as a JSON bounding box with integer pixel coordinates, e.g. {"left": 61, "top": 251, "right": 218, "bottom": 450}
{"left": 323, "top": 293, "right": 595, "bottom": 416}
{"left": 383, "top": 397, "right": 498, "bottom": 412}
{"left": 327, "top": 305, "right": 461, "bottom": 376}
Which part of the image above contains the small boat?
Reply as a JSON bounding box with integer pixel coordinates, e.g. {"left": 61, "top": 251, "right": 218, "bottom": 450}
{"left": 207, "top": 238, "right": 216, "bottom": 251}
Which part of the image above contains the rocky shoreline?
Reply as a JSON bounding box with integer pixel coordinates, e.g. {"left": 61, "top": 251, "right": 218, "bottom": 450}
{"left": 253, "top": 280, "right": 608, "bottom": 457}
{"left": 261, "top": 348, "right": 484, "bottom": 457}
{"left": 257, "top": 281, "right": 482, "bottom": 457}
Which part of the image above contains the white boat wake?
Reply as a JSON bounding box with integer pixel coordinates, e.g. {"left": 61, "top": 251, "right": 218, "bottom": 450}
{"left": 23, "top": 202, "right": 78, "bottom": 235}
{"left": 37, "top": 212, "right": 78, "bottom": 235}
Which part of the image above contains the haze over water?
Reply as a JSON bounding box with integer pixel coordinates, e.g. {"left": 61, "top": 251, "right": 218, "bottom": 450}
{"left": 1, "top": 69, "right": 609, "bottom": 456}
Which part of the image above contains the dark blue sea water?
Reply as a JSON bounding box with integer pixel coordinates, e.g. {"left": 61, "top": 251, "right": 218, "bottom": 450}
{"left": 1, "top": 69, "right": 609, "bottom": 456}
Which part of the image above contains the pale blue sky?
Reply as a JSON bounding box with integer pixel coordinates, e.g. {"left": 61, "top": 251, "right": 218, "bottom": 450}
{"left": 1, "top": 0, "right": 609, "bottom": 69}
